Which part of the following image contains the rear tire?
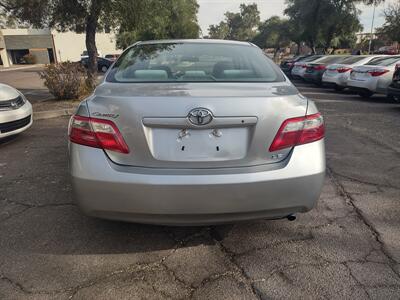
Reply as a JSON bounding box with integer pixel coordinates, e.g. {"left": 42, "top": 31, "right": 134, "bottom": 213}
{"left": 388, "top": 94, "right": 400, "bottom": 103}
{"left": 334, "top": 85, "right": 345, "bottom": 92}
{"left": 358, "top": 91, "right": 373, "bottom": 98}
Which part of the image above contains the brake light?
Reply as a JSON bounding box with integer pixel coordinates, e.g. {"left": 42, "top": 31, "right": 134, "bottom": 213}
{"left": 313, "top": 65, "right": 326, "bottom": 71}
{"left": 337, "top": 67, "right": 352, "bottom": 73}
{"left": 269, "top": 113, "right": 325, "bottom": 152}
{"left": 368, "top": 69, "right": 389, "bottom": 77}
{"left": 69, "top": 115, "right": 129, "bottom": 154}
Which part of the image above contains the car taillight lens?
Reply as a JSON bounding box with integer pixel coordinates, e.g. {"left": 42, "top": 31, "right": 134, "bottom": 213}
{"left": 269, "top": 113, "right": 325, "bottom": 152}
{"left": 368, "top": 69, "right": 389, "bottom": 77}
{"left": 69, "top": 115, "right": 129, "bottom": 154}
{"left": 337, "top": 67, "right": 352, "bottom": 73}
{"left": 313, "top": 65, "right": 326, "bottom": 71}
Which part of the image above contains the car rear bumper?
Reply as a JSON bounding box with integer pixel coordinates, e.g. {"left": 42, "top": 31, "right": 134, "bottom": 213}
{"left": 347, "top": 78, "right": 376, "bottom": 92}
{"left": 70, "top": 140, "right": 326, "bottom": 225}
{"left": 0, "top": 101, "right": 33, "bottom": 138}
{"left": 322, "top": 74, "right": 347, "bottom": 87}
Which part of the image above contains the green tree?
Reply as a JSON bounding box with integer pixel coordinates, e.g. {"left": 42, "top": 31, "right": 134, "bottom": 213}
{"left": 207, "top": 3, "right": 260, "bottom": 41}
{"left": 284, "top": 0, "right": 365, "bottom": 53}
{"left": 377, "top": 3, "right": 400, "bottom": 44}
{"left": 116, "top": 0, "right": 200, "bottom": 49}
{"left": 253, "top": 16, "right": 291, "bottom": 59}
{"left": 208, "top": 22, "right": 229, "bottom": 39}
{"left": 0, "top": 0, "right": 118, "bottom": 87}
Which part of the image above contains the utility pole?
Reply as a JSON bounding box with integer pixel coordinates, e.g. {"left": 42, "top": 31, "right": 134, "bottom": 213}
{"left": 368, "top": 3, "right": 376, "bottom": 54}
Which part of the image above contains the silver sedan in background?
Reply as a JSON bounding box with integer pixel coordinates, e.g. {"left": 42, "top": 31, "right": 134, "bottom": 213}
{"left": 69, "top": 40, "right": 326, "bottom": 225}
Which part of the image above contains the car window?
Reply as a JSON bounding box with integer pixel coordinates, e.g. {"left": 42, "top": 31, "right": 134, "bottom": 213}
{"left": 318, "top": 56, "right": 349, "bottom": 64}
{"left": 304, "top": 55, "right": 324, "bottom": 62}
{"left": 340, "top": 56, "right": 368, "bottom": 65}
{"left": 106, "top": 43, "right": 285, "bottom": 83}
{"left": 367, "top": 56, "right": 400, "bottom": 66}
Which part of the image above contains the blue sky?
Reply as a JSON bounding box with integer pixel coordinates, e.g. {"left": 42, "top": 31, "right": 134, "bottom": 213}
{"left": 197, "top": 0, "right": 397, "bottom": 35}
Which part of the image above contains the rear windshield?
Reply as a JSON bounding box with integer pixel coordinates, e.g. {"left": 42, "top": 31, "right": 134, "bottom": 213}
{"left": 318, "top": 56, "right": 349, "bottom": 64}
{"left": 303, "top": 55, "right": 324, "bottom": 62}
{"left": 339, "top": 56, "right": 368, "bottom": 65}
{"left": 106, "top": 42, "right": 285, "bottom": 83}
{"left": 367, "top": 56, "right": 400, "bottom": 66}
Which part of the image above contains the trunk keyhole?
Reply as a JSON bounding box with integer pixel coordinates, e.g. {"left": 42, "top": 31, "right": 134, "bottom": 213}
{"left": 216, "top": 146, "right": 220, "bottom": 152}
{"left": 181, "top": 146, "right": 185, "bottom": 151}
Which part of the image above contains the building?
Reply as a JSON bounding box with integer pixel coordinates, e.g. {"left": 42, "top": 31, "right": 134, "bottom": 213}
{"left": 0, "top": 28, "right": 121, "bottom": 67}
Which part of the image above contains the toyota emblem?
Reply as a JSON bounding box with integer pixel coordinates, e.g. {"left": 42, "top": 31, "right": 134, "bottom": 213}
{"left": 187, "top": 108, "right": 213, "bottom": 126}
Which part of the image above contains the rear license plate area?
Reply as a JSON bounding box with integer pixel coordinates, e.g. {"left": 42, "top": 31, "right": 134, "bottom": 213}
{"left": 147, "top": 127, "right": 249, "bottom": 162}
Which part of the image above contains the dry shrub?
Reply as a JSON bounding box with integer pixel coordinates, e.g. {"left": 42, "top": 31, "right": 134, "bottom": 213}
{"left": 40, "top": 62, "right": 92, "bottom": 100}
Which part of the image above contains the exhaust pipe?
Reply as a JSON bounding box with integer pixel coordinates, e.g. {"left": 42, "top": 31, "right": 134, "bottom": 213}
{"left": 287, "top": 214, "right": 297, "bottom": 221}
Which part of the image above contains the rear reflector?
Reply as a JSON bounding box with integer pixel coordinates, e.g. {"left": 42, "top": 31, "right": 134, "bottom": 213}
{"left": 269, "top": 113, "right": 325, "bottom": 152}
{"left": 69, "top": 115, "right": 129, "bottom": 153}
{"left": 368, "top": 69, "right": 389, "bottom": 77}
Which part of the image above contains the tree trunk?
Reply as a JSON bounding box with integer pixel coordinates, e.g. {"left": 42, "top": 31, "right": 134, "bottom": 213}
{"left": 296, "top": 42, "right": 301, "bottom": 55}
{"left": 85, "top": 18, "right": 98, "bottom": 89}
{"left": 85, "top": 0, "right": 103, "bottom": 89}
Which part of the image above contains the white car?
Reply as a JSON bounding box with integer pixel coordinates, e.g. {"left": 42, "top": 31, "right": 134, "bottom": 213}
{"left": 291, "top": 55, "right": 325, "bottom": 79}
{"left": 322, "top": 55, "right": 387, "bottom": 91}
{"left": 0, "top": 83, "right": 32, "bottom": 139}
{"left": 347, "top": 56, "right": 400, "bottom": 98}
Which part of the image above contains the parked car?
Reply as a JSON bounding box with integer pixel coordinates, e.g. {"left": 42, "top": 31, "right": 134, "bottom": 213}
{"left": 80, "top": 50, "right": 102, "bottom": 59}
{"left": 387, "top": 64, "right": 400, "bottom": 103}
{"left": 322, "top": 55, "right": 387, "bottom": 91}
{"left": 280, "top": 55, "right": 313, "bottom": 77}
{"left": 105, "top": 54, "right": 120, "bottom": 61}
{"left": 80, "top": 56, "right": 113, "bottom": 73}
{"left": 68, "top": 39, "right": 326, "bottom": 225}
{"left": 303, "top": 55, "right": 351, "bottom": 85}
{"left": 0, "top": 83, "right": 32, "bottom": 139}
{"left": 291, "top": 55, "right": 325, "bottom": 80}
{"left": 347, "top": 56, "right": 400, "bottom": 98}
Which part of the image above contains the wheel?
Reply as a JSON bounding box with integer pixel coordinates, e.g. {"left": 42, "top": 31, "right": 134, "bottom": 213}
{"left": 388, "top": 94, "right": 400, "bottom": 103}
{"left": 101, "top": 65, "right": 108, "bottom": 73}
{"left": 358, "top": 91, "right": 373, "bottom": 98}
{"left": 334, "top": 85, "right": 345, "bottom": 92}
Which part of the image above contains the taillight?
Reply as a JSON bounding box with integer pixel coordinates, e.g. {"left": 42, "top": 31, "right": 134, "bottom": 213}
{"left": 313, "top": 65, "right": 326, "bottom": 71}
{"left": 368, "top": 69, "right": 389, "bottom": 77}
{"left": 337, "top": 67, "right": 352, "bottom": 73}
{"left": 69, "top": 115, "right": 129, "bottom": 154}
{"left": 269, "top": 113, "right": 325, "bottom": 152}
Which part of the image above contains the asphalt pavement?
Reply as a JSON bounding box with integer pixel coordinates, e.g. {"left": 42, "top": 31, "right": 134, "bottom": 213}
{"left": 0, "top": 81, "right": 399, "bottom": 299}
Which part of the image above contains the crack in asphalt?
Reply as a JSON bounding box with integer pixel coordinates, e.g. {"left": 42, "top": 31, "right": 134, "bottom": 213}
{"left": 329, "top": 169, "right": 400, "bottom": 191}
{"left": 0, "top": 199, "right": 76, "bottom": 224}
{"left": 208, "top": 226, "right": 263, "bottom": 300}
{"left": 327, "top": 167, "right": 400, "bottom": 279}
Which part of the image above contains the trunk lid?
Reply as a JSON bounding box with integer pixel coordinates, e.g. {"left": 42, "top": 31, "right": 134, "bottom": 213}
{"left": 87, "top": 82, "right": 307, "bottom": 169}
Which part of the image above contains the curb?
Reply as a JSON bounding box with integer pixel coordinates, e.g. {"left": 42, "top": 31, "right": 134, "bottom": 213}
{"left": 33, "top": 108, "right": 75, "bottom": 120}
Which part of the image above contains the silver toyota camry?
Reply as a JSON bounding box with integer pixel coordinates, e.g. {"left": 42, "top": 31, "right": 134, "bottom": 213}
{"left": 69, "top": 40, "right": 326, "bottom": 225}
